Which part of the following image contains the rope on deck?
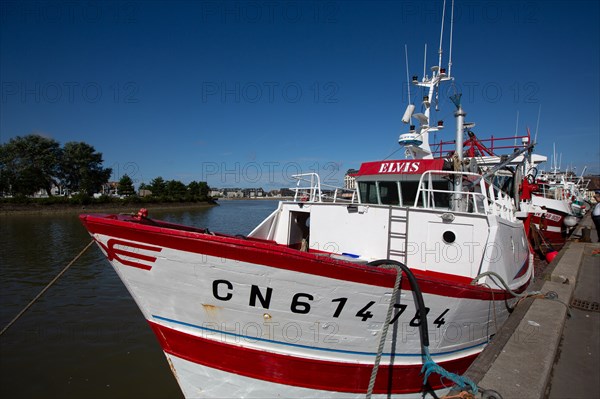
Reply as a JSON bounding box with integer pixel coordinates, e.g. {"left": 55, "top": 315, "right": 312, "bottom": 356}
{"left": 0, "top": 240, "right": 95, "bottom": 337}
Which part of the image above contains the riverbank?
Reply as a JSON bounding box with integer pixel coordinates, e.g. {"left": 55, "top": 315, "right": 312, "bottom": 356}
{"left": 0, "top": 200, "right": 218, "bottom": 216}
{"left": 218, "top": 196, "right": 292, "bottom": 201}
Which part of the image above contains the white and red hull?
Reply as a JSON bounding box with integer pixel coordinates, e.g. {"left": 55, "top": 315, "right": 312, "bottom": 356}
{"left": 531, "top": 211, "right": 567, "bottom": 248}
{"left": 80, "top": 212, "right": 532, "bottom": 398}
{"left": 529, "top": 194, "right": 574, "bottom": 248}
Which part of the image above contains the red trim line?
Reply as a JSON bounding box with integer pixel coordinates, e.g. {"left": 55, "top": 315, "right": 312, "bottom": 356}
{"left": 149, "top": 321, "right": 477, "bottom": 394}
{"left": 95, "top": 238, "right": 162, "bottom": 270}
{"left": 80, "top": 214, "right": 530, "bottom": 301}
{"left": 513, "top": 260, "right": 529, "bottom": 279}
{"left": 531, "top": 213, "right": 566, "bottom": 246}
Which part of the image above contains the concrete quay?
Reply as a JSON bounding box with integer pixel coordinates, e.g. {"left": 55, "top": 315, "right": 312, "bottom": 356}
{"left": 458, "top": 213, "right": 600, "bottom": 399}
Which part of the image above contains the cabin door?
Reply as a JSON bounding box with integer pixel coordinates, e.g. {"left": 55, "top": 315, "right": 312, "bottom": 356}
{"left": 288, "top": 211, "right": 310, "bottom": 250}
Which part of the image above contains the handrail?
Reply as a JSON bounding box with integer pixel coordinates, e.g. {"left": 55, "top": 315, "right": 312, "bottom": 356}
{"left": 291, "top": 173, "right": 321, "bottom": 202}
{"left": 415, "top": 170, "right": 517, "bottom": 221}
{"left": 431, "top": 133, "right": 531, "bottom": 158}
{"left": 290, "top": 173, "right": 357, "bottom": 203}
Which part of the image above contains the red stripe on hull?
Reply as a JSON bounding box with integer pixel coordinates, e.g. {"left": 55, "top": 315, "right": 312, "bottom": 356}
{"left": 81, "top": 215, "right": 528, "bottom": 301}
{"left": 148, "top": 321, "right": 477, "bottom": 394}
{"left": 95, "top": 238, "right": 162, "bottom": 270}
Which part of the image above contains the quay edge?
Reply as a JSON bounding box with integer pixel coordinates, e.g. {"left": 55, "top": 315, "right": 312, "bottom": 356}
{"left": 455, "top": 213, "right": 599, "bottom": 399}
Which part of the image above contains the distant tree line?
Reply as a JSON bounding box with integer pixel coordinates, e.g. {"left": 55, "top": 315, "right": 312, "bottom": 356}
{"left": 0, "top": 134, "right": 111, "bottom": 197}
{"left": 1, "top": 134, "right": 212, "bottom": 205}
{"left": 135, "top": 177, "right": 210, "bottom": 202}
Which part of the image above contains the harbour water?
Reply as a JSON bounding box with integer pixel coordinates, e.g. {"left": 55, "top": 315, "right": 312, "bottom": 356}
{"left": 0, "top": 200, "right": 279, "bottom": 398}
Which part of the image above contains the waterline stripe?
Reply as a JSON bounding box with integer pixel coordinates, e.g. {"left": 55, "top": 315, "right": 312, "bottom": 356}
{"left": 152, "top": 314, "right": 486, "bottom": 358}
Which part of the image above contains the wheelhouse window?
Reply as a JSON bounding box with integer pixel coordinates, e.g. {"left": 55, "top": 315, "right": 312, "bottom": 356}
{"left": 358, "top": 181, "right": 378, "bottom": 204}
{"left": 379, "top": 181, "right": 400, "bottom": 205}
{"left": 358, "top": 178, "right": 450, "bottom": 208}
{"left": 400, "top": 180, "right": 420, "bottom": 206}
{"left": 493, "top": 174, "right": 514, "bottom": 197}
{"left": 359, "top": 180, "right": 406, "bottom": 206}
{"left": 431, "top": 180, "right": 451, "bottom": 208}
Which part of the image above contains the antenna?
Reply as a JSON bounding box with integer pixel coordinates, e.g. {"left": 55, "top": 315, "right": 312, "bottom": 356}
{"left": 514, "top": 110, "right": 519, "bottom": 146}
{"left": 559, "top": 153, "right": 562, "bottom": 170}
{"left": 405, "top": 44, "right": 411, "bottom": 104}
{"left": 438, "top": 0, "right": 447, "bottom": 69}
{"left": 534, "top": 104, "right": 541, "bottom": 144}
{"left": 423, "top": 43, "right": 427, "bottom": 79}
{"left": 579, "top": 166, "right": 587, "bottom": 183}
{"left": 448, "top": 0, "right": 455, "bottom": 77}
{"left": 401, "top": 44, "right": 416, "bottom": 124}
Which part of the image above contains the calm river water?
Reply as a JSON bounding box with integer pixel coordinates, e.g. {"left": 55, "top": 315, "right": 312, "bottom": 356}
{"left": 0, "top": 200, "right": 279, "bottom": 398}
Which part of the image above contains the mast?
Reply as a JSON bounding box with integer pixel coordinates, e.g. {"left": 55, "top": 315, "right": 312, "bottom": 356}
{"left": 448, "top": 0, "right": 454, "bottom": 78}
{"left": 577, "top": 166, "right": 587, "bottom": 185}
{"left": 514, "top": 111, "right": 519, "bottom": 146}
{"left": 552, "top": 143, "right": 557, "bottom": 173}
{"left": 401, "top": 45, "right": 416, "bottom": 124}
{"left": 405, "top": 45, "right": 411, "bottom": 106}
{"left": 534, "top": 104, "right": 541, "bottom": 144}
{"left": 451, "top": 93, "right": 465, "bottom": 211}
{"left": 423, "top": 44, "right": 427, "bottom": 81}
{"left": 559, "top": 153, "right": 562, "bottom": 171}
{"left": 437, "top": 0, "right": 447, "bottom": 70}
{"left": 398, "top": 0, "right": 454, "bottom": 159}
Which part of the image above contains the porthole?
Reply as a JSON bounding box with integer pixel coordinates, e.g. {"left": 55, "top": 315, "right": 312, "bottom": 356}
{"left": 443, "top": 231, "right": 456, "bottom": 244}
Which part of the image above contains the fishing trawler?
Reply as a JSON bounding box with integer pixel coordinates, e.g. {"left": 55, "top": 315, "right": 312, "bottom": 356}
{"left": 80, "top": 2, "right": 535, "bottom": 398}
{"left": 524, "top": 150, "right": 589, "bottom": 248}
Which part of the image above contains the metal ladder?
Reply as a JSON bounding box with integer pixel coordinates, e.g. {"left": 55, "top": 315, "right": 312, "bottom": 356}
{"left": 387, "top": 207, "right": 409, "bottom": 263}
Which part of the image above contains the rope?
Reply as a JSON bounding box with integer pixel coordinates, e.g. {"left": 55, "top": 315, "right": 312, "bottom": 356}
{"left": 421, "top": 347, "right": 478, "bottom": 393}
{"left": 365, "top": 260, "right": 480, "bottom": 397}
{"left": 442, "top": 391, "right": 476, "bottom": 399}
{"left": 480, "top": 283, "right": 498, "bottom": 341}
{"left": 472, "top": 271, "right": 571, "bottom": 316}
{"left": 365, "top": 264, "right": 402, "bottom": 399}
{"left": 0, "top": 239, "right": 95, "bottom": 337}
{"left": 471, "top": 271, "right": 542, "bottom": 298}
{"left": 452, "top": 153, "right": 461, "bottom": 171}
{"left": 539, "top": 291, "right": 573, "bottom": 317}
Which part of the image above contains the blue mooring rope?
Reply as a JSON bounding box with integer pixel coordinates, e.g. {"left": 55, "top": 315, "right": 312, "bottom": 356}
{"left": 421, "top": 346, "right": 478, "bottom": 394}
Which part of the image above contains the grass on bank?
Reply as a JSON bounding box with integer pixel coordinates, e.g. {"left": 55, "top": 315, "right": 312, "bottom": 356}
{"left": 0, "top": 194, "right": 216, "bottom": 207}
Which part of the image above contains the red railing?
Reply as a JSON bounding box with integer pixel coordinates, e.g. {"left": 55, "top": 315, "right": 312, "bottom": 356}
{"left": 431, "top": 131, "right": 531, "bottom": 158}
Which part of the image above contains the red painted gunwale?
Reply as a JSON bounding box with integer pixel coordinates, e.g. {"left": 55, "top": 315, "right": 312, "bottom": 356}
{"left": 80, "top": 213, "right": 530, "bottom": 301}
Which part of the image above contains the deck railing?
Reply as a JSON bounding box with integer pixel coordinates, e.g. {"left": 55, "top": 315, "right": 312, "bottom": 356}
{"left": 416, "top": 170, "right": 517, "bottom": 221}
{"left": 290, "top": 173, "right": 357, "bottom": 203}
{"left": 288, "top": 171, "right": 517, "bottom": 221}
{"left": 431, "top": 133, "right": 531, "bottom": 158}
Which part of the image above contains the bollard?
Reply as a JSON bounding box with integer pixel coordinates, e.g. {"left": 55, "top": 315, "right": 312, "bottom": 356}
{"left": 581, "top": 227, "right": 591, "bottom": 243}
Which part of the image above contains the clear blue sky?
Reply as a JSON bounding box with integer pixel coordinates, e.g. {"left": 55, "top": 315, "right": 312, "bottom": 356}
{"left": 1, "top": 0, "right": 599, "bottom": 190}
